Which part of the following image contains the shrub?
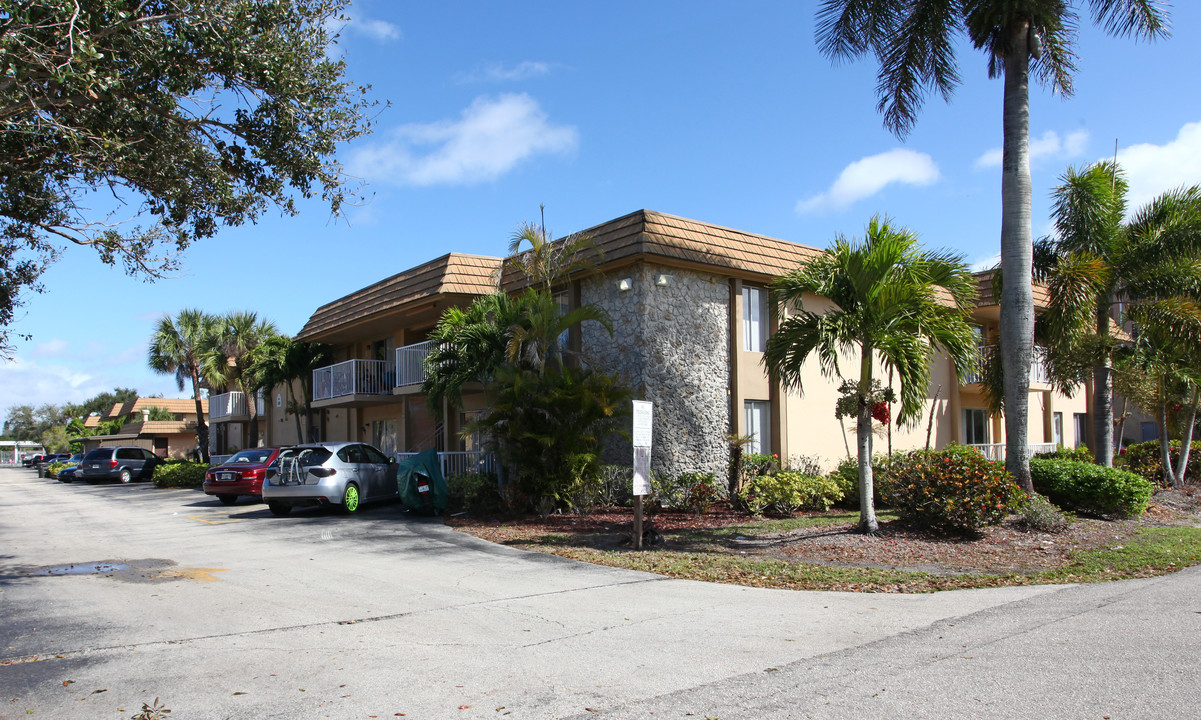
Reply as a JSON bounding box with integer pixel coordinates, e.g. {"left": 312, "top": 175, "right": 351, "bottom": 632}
{"left": 47, "top": 461, "right": 75, "bottom": 477}
{"left": 560, "top": 453, "right": 603, "bottom": 514}
{"left": 889, "top": 448, "right": 1022, "bottom": 533}
{"left": 739, "top": 471, "right": 843, "bottom": 516}
{"left": 1038, "top": 445, "right": 1095, "bottom": 463}
{"left": 828, "top": 453, "right": 903, "bottom": 509}
{"left": 1013, "top": 493, "right": 1071, "bottom": 533}
{"left": 1124, "top": 440, "right": 1201, "bottom": 487}
{"left": 1030, "top": 458, "right": 1154, "bottom": 517}
{"left": 446, "top": 471, "right": 499, "bottom": 513}
{"left": 597, "top": 465, "right": 634, "bottom": 508}
{"left": 740, "top": 453, "right": 778, "bottom": 482}
{"left": 649, "top": 470, "right": 689, "bottom": 510}
{"left": 783, "top": 454, "right": 824, "bottom": 476}
{"left": 678, "top": 471, "right": 720, "bottom": 514}
{"left": 152, "top": 461, "right": 209, "bottom": 488}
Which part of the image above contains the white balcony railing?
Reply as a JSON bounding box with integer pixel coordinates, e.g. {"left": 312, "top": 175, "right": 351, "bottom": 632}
{"left": 395, "top": 450, "right": 495, "bottom": 480}
{"left": 313, "top": 359, "right": 396, "bottom": 401}
{"left": 395, "top": 341, "right": 431, "bottom": 388}
{"left": 968, "top": 443, "right": 1059, "bottom": 462}
{"left": 209, "top": 392, "right": 248, "bottom": 421}
{"left": 960, "top": 346, "right": 1052, "bottom": 385}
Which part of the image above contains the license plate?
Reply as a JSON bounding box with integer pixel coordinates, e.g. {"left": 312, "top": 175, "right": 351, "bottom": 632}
{"left": 218, "top": 472, "right": 236, "bottom": 482}
{"left": 90, "top": 464, "right": 99, "bottom": 469}
{"left": 417, "top": 484, "right": 430, "bottom": 493}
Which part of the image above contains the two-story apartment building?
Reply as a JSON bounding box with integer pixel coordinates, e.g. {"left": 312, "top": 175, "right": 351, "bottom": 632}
{"left": 269, "top": 209, "right": 1096, "bottom": 479}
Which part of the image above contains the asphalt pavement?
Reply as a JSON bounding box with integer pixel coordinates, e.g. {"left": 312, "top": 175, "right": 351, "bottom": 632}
{"left": 0, "top": 465, "right": 1197, "bottom": 719}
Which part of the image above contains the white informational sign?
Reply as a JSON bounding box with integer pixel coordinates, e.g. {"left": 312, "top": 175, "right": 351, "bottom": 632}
{"left": 632, "top": 400, "right": 653, "bottom": 496}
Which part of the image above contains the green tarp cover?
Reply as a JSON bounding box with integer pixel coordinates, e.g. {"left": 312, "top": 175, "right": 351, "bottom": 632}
{"left": 396, "top": 448, "right": 449, "bottom": 514}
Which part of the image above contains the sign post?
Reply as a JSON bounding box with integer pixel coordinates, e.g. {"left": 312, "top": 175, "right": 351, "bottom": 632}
{"left": 631, "top": 400, "right": 653, "bottom": 551}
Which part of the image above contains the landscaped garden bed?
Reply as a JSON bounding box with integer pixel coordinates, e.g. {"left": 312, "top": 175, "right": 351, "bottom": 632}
{"left": 446, "top": 487, "right": 1201, "bottom": 593}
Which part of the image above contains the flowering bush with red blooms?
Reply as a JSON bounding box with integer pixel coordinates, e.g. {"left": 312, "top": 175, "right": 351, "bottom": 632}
{"left": 870, "top": 401, "right": 890, "bottom": 424}
{"left": 888, "top": 446, "right": 1023, "bottom": 533}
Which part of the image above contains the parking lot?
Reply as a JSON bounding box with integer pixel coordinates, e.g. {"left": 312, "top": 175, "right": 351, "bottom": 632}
{"left": 2, "top": 466, "right": 1199, "bottom": 719}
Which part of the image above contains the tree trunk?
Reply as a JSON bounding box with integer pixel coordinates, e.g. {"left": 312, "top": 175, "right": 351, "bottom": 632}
{"left": 191, "top": 366, "right": 210, "bottom": 463}
{"left": 1093, "top": 306, "right": 1114, "bottom": 466}
{"left": 1172, "top": 387, "right": 1199, "bottom": 487}
{"left": 857, "top": 347, "right": 878, "bottom": 533}
{"left": 1158, "top": 400, "right": 1174, "bottom": 486}
{"left": 244, "top": 385, "right": 260, "bottom": 448}
{"left": 1000, "top": 24, "right": 1036, "bottom": 492}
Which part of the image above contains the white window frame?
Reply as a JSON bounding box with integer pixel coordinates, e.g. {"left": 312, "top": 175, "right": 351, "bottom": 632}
{"left": 742, "top": 286, "right": 767, "bottom": 353}
{"left": 963, "top": 408, "right": 989, "bottom": 445}
{"left": 744, "top": 400, "right": 771, "bottom": 455}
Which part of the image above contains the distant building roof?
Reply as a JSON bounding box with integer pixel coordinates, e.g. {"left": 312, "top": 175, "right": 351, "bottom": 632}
{"left": 104, "top": 398, "right": 206, "bottom": 419}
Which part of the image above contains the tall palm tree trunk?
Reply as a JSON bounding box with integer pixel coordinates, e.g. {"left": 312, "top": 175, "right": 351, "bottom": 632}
{"left": 1000, "top": 22, "right": 1036, "bottom": 492}
{"left": 1094, "top": 305, "right": 1114, "bottom": 466}
{"left": 857, "top": 348, "right": 878, "bottom": 533}
{"left": 192, "top": 366, "right": 210, "bottom": 463}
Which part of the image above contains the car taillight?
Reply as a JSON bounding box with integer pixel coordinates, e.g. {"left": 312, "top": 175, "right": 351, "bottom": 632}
{"left": 244, "top": 469, "right": 263, "bottom": 480}
{"left": 109, "top": 459, "right": 118, "bottom": 468}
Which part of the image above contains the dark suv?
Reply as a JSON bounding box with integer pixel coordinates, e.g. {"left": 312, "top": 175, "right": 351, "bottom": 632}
{"left": 78, "top": 446, "right": 164, "bottom": 483}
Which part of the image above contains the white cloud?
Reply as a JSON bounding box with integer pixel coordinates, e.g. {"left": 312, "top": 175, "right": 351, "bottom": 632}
{"left": 350, "top": 94, "right": 578, "bottom": 186}
{"left": 29, "top": 339, "right": 68, "bottom": 359}
{"left": 796, "top": 149, "right": 940, "bottom": 214}
{"left": 974, "top": 129, "right": 1090, "bottom": 169}
{"left": 343, "top": 15, "right": 401, "bottom": 42}
{"left": 1118, "top": 121, "right": 1201, "bottom": 211}
{"left": 456, "top": 61, "right": 552, "bottom": 84}
{"left": 970, "top": 252, "right": 1001, "bottom": 272}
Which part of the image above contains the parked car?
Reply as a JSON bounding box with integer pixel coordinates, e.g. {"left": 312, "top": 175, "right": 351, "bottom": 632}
{"left": 77, "top": 446, "right": 164, "bottom": 483}
{"left": 55, "top": 453, "right": 84, "bottom": 483}
{"left": 262, "top": 442, "right": 398, "bottom": 517}
{"left": 23, "top": 454, "right": 48, "bottom": 468}
{"left": 203, "top": 447, "right": 281, "bottom": 505}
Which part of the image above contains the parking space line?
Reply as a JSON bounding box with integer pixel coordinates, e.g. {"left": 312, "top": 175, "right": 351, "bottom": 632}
{"left": 187, "top": 516, "right": 245, "bottom": 525}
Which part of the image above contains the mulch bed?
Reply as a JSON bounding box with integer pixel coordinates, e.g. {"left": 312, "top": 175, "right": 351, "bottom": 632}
{"left": 446, "top": 488, "right": 1201, "bottom": 576}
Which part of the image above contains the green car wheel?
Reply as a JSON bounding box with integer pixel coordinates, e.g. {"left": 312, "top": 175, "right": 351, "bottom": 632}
{"left": 341, "top": 483, "right": 361, "bottom": 514}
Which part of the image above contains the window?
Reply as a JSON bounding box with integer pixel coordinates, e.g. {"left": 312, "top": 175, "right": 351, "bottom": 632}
{"left": 744, "top": 400, "right": 771, "bottom": 455}
{"left": 371, "top": 419, "right": 397, "bottom": 455}
{"left": 1053, "top": 412, "right": 1063, "bottom": 447}
{"left": 361, "top": 445, "right": 389, "bottom": 464}
{"left": 742, "top": 286, "right": 767, "bottom": 352}
{"left": 554, "top": 290, "right": 570, "bottom": 350}
{"left": 963, "top": 409, "right": 989, "bottom": 445}
{"left": 1074, "top": 413, "right": 1089, "bottom": 448}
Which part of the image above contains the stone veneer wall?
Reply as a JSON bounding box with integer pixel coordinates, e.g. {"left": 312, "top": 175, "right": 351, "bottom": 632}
{"left": 579, "top": 265, "right": 730, "bottom": 479}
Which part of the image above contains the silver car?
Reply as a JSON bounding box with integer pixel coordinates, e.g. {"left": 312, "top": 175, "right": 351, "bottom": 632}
{"left": 261, "top": 442, "right": 398, "bottom": 517}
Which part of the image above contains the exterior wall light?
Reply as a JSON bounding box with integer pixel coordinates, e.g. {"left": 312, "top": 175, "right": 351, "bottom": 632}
{"left": 617, "top": 278, "right": 633, "bottom": 292}
{"left": 656, "top": 274, "right": 673, "bottom": 287}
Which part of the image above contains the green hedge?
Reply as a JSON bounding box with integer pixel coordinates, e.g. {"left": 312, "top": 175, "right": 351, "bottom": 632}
{"left": 46, "top": 461, "right": 76, "bottom": 477}
{"left": 1030, "top": 458, "right": 1153, "bottom": 517}
{"left": 152, "top": 461, "right": 210, "bottom": 488}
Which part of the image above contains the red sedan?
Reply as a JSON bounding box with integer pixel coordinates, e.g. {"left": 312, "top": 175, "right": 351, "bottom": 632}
{"left": 203, "top": 448, "right": 281, "bottom": 505}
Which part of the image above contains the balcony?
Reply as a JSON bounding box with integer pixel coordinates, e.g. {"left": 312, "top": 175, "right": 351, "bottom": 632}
{"left": 313, "top": 359, "right": 396, "bottom": 406}
{"left": 960, "top": 346, "right": 1052, "bottom": 385}
{"left": 394, "top": 341, "right": 431, "bottom": 390}
{"left": 209, "top": 392, "right": 249, "bottom": 422}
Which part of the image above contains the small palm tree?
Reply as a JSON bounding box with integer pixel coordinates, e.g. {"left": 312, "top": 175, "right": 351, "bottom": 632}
{"left": 246, "top": 336, "right": 333, "bottom": 443}
{"left": 506, "top": 214, "right": 598, "bottom": 292}
{"left": 764, "top": 216, "right": 979, "bottom": 531}
{"left": 1034, "top": 162, "right": 1201, "bottom": 466}
{"left": 815, "top": 0, "right": 1171, "bottom": 489}
{"left": 201, "top": 311, "right": 278, "bottom": 448}
{"left": 148, "top": 309, "right": 217, "bottom": 462}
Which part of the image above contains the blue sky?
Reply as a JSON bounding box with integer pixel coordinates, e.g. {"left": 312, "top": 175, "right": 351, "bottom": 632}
{"left": 3, "top": 1, "right": 1200, "bottom": 421}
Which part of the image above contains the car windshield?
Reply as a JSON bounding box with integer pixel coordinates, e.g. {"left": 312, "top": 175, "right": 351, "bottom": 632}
{"left": 226, "top": 449, "right": 274, "bottom": 464}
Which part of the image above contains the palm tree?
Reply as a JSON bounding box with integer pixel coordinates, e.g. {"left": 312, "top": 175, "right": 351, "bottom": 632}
{"left": 815, "top": 0, "right": 1170, "bottom": 489}
{"left": 148, "top": 309, "right": 217, "bottom": 462}
{"left": 764, "top": 216, "right": 978, "bottom": 532}
{"left": 506, "top": 212, "right": 599, "bottom": 292}
{"left": 422, "top": 292, "right": 526, "bottom": 412}
{"left": 1035, "top": 162, "right": 1201, "bottom": 466}
{"left": 246, "top": 335, "right": 334, "bottom": 443}
{"left": 201, "top": 311, "right": 278, "bottom": 449}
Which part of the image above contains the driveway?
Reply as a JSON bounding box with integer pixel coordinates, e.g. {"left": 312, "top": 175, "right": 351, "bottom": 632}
{"left": 1, "top": 467, "right": 1196, "bottom": 719}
